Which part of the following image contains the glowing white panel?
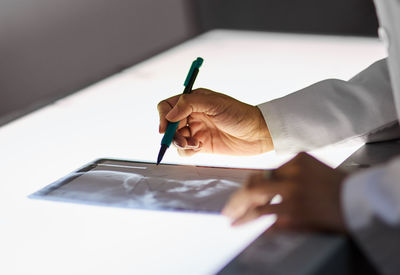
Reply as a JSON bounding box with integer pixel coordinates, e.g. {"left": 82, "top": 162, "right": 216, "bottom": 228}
{"left": 0, "top": 30, "right": 385, "bottom": 275}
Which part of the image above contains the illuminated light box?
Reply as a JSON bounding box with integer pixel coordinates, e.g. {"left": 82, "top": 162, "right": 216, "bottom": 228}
{"left": 0, "top": 30, "right": 386, "bottom": 275}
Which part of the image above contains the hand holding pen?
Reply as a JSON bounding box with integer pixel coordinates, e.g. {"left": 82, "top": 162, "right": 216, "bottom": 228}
{"left": 156, "top": 58, "right": 273, "bottom": 163}
{"left": 156, "top": 57, "right": 204, "bottom": 164}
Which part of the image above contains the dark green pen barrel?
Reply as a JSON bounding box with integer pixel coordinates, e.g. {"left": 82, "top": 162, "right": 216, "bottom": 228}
{"left": 157, "top": 57, "right": 203, "bottom": 164}
{"left": 183, "top": 68, "right": 199, "bottom": 94}
{"left": 161, "top": 121, "right": 179, "bottom": 146}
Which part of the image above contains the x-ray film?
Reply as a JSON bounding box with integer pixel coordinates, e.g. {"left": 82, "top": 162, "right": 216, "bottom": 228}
{"left": 30, "top": 159, "right": 260, "bottom": 213}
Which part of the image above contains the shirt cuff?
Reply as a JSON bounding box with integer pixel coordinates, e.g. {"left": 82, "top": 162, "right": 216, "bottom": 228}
{"left": 257, "top": 100, "right": 295, "bottom": 154}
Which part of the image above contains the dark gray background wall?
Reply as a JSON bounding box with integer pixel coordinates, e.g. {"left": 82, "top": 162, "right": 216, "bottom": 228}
{"left": 0, "top": 0, "right": 379, "bottom": 125}
{"left": 193, "top": 0, "right": 379, "bottom": 36}
{"left": 0, "top": 0, "right": 196, "bottom": 125}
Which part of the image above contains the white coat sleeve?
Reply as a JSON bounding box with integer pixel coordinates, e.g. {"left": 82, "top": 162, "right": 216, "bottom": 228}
{"left": 343, "top": 157, "right": 400, "bottom": 275}
{"left": 258, "top": 59, "right": 400, "bottom": 154}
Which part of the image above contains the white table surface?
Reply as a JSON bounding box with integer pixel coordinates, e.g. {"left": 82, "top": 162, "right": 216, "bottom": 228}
{"left": 0, "top": 30, "right": 386, "bottom": 275}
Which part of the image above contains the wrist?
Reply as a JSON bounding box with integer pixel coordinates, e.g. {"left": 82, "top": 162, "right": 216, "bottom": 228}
{"left": 254, "top": 106, "right": 274, "bottom": 153}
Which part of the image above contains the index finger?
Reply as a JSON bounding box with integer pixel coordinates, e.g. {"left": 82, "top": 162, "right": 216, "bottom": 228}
{"left": 157, "top": 94, "right": 181, "bottom": 133}
{"left": 222, "top": 173, "right": 280, "bottom": 221}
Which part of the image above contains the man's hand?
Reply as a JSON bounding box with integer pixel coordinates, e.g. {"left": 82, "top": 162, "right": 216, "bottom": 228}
{"left": 222, "top": 152, "right": 348, "bottom": 233}
{"left": 157, "top": 88, "right": 273, "bottom": 156}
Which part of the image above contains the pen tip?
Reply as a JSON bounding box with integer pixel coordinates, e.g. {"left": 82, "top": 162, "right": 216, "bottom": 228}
{"left": 157, "top": 144, "right": 168, "bottom": 165}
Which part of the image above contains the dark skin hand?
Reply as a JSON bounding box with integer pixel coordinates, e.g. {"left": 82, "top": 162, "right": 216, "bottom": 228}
{"left": 222, "top": 152, "right": 348, "bottom": 233}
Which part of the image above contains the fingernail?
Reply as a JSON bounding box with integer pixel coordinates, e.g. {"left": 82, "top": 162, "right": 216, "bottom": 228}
{"left": 173, "top": 140, "right": 184, "bottom": 149}
{"left": 186, "top": 140, "right": 199, "bottom": 150}
{"left": 193, "top": 142, "right": 202, "bottom": 151}
{"left": 187, "top": 139, "right": 196, "bottom": 147}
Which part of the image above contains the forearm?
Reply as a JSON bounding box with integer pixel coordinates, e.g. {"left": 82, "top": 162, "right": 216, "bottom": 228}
{"left": 259, "top": 59, "right": 398, "bottom": 153}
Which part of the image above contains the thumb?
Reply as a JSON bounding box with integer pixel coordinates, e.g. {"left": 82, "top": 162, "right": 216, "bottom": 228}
{"left": 165, "top": 92, "right": 220, "bottom": 122}
{"left": 165, "top": 104, "right": 182, "bottom": 122}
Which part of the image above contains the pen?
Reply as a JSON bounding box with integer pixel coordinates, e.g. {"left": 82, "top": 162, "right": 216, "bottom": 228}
{"left": 157, "top": 57, "right": 204, "bottom": 165}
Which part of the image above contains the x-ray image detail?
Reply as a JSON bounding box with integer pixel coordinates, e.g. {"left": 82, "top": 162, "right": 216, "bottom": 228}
{"left": 31, "top": 159, "right": 259, "bottom": 213}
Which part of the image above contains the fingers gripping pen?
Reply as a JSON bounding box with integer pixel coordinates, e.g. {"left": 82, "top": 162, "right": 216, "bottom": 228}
{"left": 156, "top": 57, "right": 204, "bottom": 165}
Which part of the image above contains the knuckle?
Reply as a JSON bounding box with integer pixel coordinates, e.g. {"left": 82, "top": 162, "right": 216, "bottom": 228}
{"left": 297, "top": 152, "right": 308, "bottom": 158}
{"left": 191, "top": 88, "right": 201, "bottom": 94}
{"left": 157, "top": 100, "right": 166, "bottom": 110}
{"left": 292, "top": 152, "right": 308, "bottom": 164}
{"left": 192, "top": 88, "right": 208, "bottom": 94}
{"left": 179, "top": 94, "right": 189, "bottom": 104}
{"left": 157, "top": 100, "right": 173, "bottom": 114}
